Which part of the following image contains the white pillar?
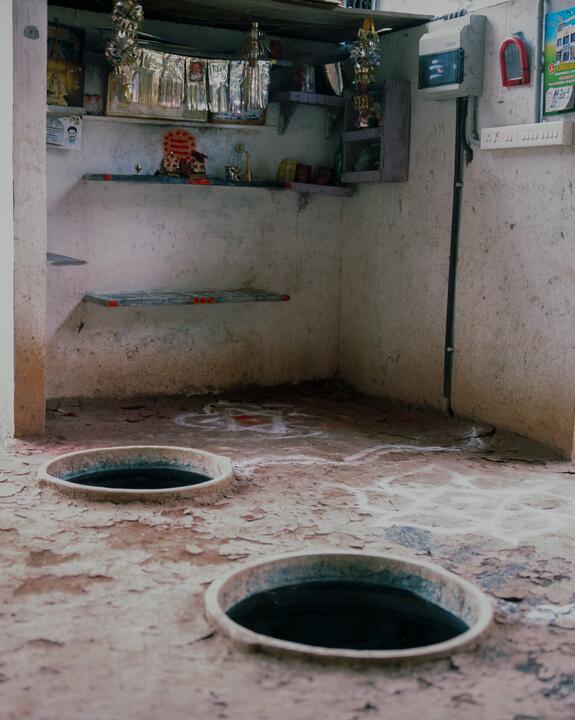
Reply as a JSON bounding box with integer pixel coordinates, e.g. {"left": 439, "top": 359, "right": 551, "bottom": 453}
{"left": 0, "top": 0, "right": 14, "bottom": 440}
{"left": 12, "top": 0, "right": 47, "bottom": 437}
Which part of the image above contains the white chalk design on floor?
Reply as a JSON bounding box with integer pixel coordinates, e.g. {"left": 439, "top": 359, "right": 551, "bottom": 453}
{"left": 346, "top": 466, "right": 575, "bottom": 545}
{"left": 236, "top": 452, "right": 575, "bottom": 546}
{"left": 175, "top": 401, "right": 323, "bottom": 439}
{"left": 525, "top": 603, "right": 575, "bottom": 628}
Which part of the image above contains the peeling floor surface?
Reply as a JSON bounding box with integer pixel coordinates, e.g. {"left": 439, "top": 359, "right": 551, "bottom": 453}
{"left": 1, "top": 383, "right": 574, "bottom": 720}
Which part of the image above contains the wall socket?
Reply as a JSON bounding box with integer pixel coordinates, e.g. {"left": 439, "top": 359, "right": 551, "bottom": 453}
{"left": 481, "top": 120, "right": 573, "bottom": 150}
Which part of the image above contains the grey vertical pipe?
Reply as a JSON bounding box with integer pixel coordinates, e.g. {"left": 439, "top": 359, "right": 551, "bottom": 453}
{"left": 442, "top": 97, "right": 468, "bottom": 415}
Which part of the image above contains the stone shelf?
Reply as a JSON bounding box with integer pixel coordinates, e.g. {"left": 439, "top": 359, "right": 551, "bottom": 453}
{"left": 84, "top": 289, "right": 291, "bottom": 308}
{"left": 83, "top": 174, "right": 284, "bottom": 188}
{"left": 47, "top": 252, "right": 87, "bottom": 266}
{"left": 82, "top": 174, "right": 351, "bottom": 198}
{"left": 127, "top": 2, "right": 430, "bottom": 44}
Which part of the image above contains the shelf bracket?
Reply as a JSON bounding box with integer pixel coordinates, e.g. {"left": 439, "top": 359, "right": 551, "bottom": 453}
{"left": 278, "top": 102, "right": 297, "bottom": 135}
{"left": 326, "top": 107, "right": 344, "bottom": 139}
{"left": 297, "top": 191, "right": 310, "bottom": 211}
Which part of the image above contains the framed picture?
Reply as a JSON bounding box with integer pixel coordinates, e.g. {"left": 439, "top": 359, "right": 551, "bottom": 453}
{"left": 47, "top": 23, "right": 85, "bottom": 108}
{"left": 105, "top": 50, "right": 208, "bottom": 123}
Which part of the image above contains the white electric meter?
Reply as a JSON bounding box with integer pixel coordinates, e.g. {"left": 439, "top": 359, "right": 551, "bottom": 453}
{"left": 418, "top": 14, "right": 486, "bottom": 100}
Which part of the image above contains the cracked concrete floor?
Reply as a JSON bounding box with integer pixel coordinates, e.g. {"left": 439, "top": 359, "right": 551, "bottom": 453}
{"left": 1, "top": 383, "right": 574, "bottom": 720}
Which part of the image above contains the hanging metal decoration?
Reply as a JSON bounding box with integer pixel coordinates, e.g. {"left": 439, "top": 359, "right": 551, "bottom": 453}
{"left": 350, "top": 18, "right": 381, "bottom": 128}
{"left": 105, "top": 0, "right": 144, "bottom": 73}
{"left": 239, "top": 21, "right": 269, "bottom": 67}
{"left": 237, "top": 22, "right": 271, "bottom": 111}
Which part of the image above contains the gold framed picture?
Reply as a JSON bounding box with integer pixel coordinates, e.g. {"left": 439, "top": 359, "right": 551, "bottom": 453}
{"left": 105, "top": 50, "right": 209, "bottom": 123}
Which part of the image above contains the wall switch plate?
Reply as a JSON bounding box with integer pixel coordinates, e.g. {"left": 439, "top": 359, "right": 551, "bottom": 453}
{"left": 480, "top": 120, "right": 573, "bottom": 150}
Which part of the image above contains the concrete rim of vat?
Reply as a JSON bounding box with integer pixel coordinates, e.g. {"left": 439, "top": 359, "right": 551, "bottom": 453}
{"left": 38, "top": 445, "right": 234, "bottom": 501}
{"left": 205, "top": 550, "right": 494, "bottom": 663}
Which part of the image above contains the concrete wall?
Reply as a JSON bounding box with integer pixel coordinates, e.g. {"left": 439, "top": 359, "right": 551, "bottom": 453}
{"left": 0, "top": 1, "right": 14, "bottom": 440}
{"left": 13, "top": 0, "right": 48, "bottom": 437}
{"left": 340, "top": 0, "right": 575, "bottom": 457}
{"left": 46, "top": 11, "right": 342, "bottom": 399}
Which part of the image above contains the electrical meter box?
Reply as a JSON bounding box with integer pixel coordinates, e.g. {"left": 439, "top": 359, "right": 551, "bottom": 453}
{"left": 419, "top": 15, "right": 486, "bottom": 100}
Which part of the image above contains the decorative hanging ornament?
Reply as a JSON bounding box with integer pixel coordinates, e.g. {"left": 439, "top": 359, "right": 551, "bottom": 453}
{"left": 238, "top": 22, "right": 270, "bottom": 68}
{"left": 105, "top": 0, "right": 144, "bottom": 73}
{"left": 237, "top": 22, "right": 271, "bottom": 111}
{"left": 159, "top": 151, "right": 181, "bottom": 177}
{"left": 350, "top": 18, "right": 380, "bottom": 89}
{"left": 350, "top": 18, "right": 381, "bottom": 127}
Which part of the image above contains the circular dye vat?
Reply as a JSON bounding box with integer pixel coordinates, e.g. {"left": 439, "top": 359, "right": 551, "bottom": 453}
{"left": 63, "top": 466, "right": 211, "bottom": 491}
{"left": 39, "top": 446, "right": 234, "bottom": 501}
{"left": 205, "top": 551, "right": 493, "bottom": 663}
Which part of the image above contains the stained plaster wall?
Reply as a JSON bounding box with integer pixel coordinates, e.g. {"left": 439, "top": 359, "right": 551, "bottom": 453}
{"left": 46, "top": 10, "right": 342, "bottom": 399}
{"left": 339, "top": 0, "right": 575, "bottom": 457}
{"left": 0, "top": 1, "right": 14, "bottom": 439}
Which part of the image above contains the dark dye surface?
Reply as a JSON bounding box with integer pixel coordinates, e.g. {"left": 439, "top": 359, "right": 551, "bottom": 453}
{"left": 64, "top": 466, "right": 211, "bottom": 490}
{"left": 227, "top": 580, "right": 469, "bottom": 650}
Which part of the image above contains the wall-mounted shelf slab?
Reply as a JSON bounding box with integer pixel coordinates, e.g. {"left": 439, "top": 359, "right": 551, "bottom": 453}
{"left": 47, "top": 252, "right": 87, "bottom": 266}
{"left": 82, "top": 174, "right": 351, "bottom": 200}
{"left": 84, "top": 289, "right": 291, "bottom": 308}
{"left": 83, "top": 174, "right": 285, "bottom": 189}
{"left": 51, "top": 1, "right": 430, "bottom": 43}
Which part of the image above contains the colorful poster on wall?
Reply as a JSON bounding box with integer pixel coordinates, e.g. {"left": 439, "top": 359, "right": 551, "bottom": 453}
{"left": 544, "top": 6, "right": 575, "bottom": 115}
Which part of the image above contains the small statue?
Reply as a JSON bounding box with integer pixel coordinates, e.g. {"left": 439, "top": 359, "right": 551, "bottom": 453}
{"left": 190, "top": 151, "right": 208, "bottom": 176}
{"left": 225, "top": 165, "right": 242, "bottom": 183}
{"left": 243, "top": 150, "right": 253, "bottom": 183}
{"left": 159, "top": 150, "right": 180, "bottom": 176}
{"left": 180, "top": 151, "right": 208, "bottom": 178}
{"left": 47, "top": 70, "right": 68, "bottom": 106}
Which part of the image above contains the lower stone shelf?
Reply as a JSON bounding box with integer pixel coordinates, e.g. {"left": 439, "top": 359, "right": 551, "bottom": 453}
{"left": 82, "top": 174, "right": 352, "bottom": 196}
{"left": 47, "top": 252, "right": 86, "bottom": 266}
{"left": 83, "top": 174, "right": 284, "bottom": 189}
{"left": 84, "top": 288, "right": 291, "bottom": 308}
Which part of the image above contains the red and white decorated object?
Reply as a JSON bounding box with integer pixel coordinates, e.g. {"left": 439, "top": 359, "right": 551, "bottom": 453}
{"left": 162, "top": 129, "right": 196, "bottom": 159}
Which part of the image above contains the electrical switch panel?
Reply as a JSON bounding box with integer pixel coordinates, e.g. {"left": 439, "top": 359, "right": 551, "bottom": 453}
{"left": 419, "top": 15, "right": 486, "bottom": 100}
{"left": 481, "top": 120, "right": 573, "bottom": 150}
